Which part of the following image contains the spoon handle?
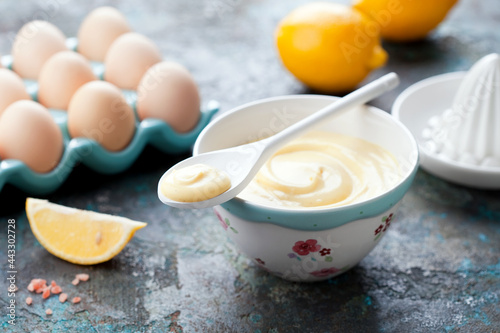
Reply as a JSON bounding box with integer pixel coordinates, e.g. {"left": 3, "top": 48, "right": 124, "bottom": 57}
{"left": 264, "top": 72, "right": 400, "bottom": 153}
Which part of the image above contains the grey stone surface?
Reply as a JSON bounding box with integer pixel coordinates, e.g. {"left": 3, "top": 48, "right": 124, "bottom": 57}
{"left": 0, "top": 0, "right": 499, "bottom": 332}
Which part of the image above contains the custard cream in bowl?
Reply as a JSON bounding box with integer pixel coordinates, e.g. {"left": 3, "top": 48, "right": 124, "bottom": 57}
{"left": 194, "top": 95, "right": 418, "bottom": 282}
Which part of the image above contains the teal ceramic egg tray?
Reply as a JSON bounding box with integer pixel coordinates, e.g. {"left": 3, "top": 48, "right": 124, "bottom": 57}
{"left": 0, "top": 52, "right": 219, "bottom": 195}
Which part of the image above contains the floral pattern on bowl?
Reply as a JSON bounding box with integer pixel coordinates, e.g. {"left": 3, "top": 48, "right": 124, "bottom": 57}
{"left": 374, "top": 213, "right": 394, "bottom": 241}
{"left": 214, "top": 208, "right": 238, "bottom": 234}
{"left": 288, "top": 238, "right": 339, "bottom": 264}
{"left": 286, "top": 239, "right": 349, "bottom": 278}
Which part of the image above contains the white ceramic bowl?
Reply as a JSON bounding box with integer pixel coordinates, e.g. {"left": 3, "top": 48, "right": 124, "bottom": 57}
{"left": 194, "top": 95, "right": 419, "bottom": 282}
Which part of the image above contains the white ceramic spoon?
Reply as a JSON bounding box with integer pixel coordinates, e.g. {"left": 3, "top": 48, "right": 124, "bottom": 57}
{"left": 158, "top": 72, "right": 400, "bottom": 209}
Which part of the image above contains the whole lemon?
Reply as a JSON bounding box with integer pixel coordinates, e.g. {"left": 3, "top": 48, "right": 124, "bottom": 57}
{"left": 353, "top": 0, "right": 459, "bottom": 42}
{"left": 275, "top": 2, "right": 387, "bottom": 93}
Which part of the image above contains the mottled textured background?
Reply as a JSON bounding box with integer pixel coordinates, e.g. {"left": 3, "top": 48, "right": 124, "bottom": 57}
{"left": 1, "top": 0, "right": 499, "bottom": 332}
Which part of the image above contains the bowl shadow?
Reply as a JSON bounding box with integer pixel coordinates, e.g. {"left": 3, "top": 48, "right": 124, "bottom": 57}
{"left": 232, "top": 264, "right": 382, "bottom": 332}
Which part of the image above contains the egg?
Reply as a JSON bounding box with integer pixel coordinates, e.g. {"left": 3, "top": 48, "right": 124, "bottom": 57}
{"left": 38, "top": 51, "right": 96, "bottom": 110}
{"left": 11, "top": 20, "right": 67, "bottom": 79}
{"left": 67, "top": 81, "right": 136, "bottom": 151}
{"left": 77, "top": 6, "right": 131, "bottom": 62}
{"left": 104, "top": 32, "right": 162, "bottom": 90}
{"left": 137, "top": 61, "right": 201, "bottom": 133}
{"left": 0, "top": 100, "right": 63, "bottom": 173}
{"left": 0, "top": 69, "right": 31, "bottom": 116}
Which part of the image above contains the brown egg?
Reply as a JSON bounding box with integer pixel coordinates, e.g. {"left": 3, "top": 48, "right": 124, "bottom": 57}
{"left": 137, "top": 61, "right": 200, "bottom": 133}
{"left": 77, "top": 6, "right": 131, "bottom": 62}
{"left": 0, "top": 100, "right": 63, "bottom": 173}
{"left": 38, "top": 51, "right": 96, "bottom": 110}
{"left": 67, "top": 81, "right": 136, "bottom": 151}
{"left": 11, "top": 21, "right": 67, "bottom": 79}
{"left": 0, "top": 69, "right": 31, "bottom": 117}
{"left": 104, "top": 32, "right": 162, "bottom": 90}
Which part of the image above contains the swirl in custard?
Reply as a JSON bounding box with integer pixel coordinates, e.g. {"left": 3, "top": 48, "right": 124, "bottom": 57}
{"left": 238, "top": 131, "right": 401, "bottom": 208}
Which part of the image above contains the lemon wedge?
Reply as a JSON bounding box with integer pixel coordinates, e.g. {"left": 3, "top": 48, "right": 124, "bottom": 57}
{"left": 26, "top": 198, "right": 146, "bottom": 265}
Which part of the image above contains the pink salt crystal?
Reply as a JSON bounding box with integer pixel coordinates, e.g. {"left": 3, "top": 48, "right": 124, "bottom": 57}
{"left": 51, "top": 285, "right": 62, "bottom": 294}
{"left": 59, "top": 293, "right": 68, "bottom": 303}
{"left": 42, "top": 288, "right": 51, "bottom": 299}
{"left": 75, "top": 273, "right": 89, "bottom": 282}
